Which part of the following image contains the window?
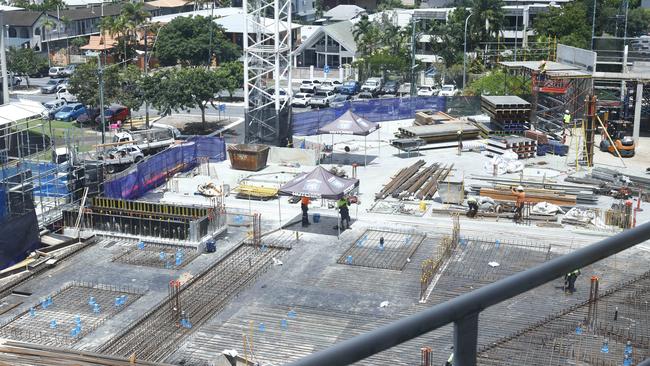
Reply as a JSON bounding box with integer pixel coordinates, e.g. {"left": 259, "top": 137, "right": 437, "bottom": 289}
{"left": 34, "top": 27, "right": 41, "bottom": 36}
{"left": 8, "top": 28, "right": 16, "bottom": 38}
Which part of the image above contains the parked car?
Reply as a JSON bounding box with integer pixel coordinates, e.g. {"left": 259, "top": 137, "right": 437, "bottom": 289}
{"left": 5, "top": 73, "right": 22, "bottom": 87}
{"left": 55, "top": 103, "right": 87, "bottom": 121}
{"left": 48, "top": 67, "right": 66, "bottom": 78}
{"left": 361, "top": 77, "right": 383, "bottom": 95}
{"left": 266, "top": 88, "right": 291, "bottom": 103}
{"left": 330, "top": 93, "right": 352, "bottom": 108}
{"left": 310, "top": 91, "right": 336, "bottom": 108}
{"left": 291, "top": 92, "right": 312, "bottom": 107}
{"left": 56, "top": 80, "right": 69, "bottom": 91}
{"left": 380, "top": 80, "right": 399, "bottom": 95}
{"left": 96, "top": 105, "right": 130, "bottom": 126}
{"left": 29, "top": 64, "right": 49, "bottom": 78}
{"left": 417, "top": 85, "right": 439, "bottom": 96}
{"left": 76, "top": 108, "right": 100, "bottom": 125}
{"left": 299, "top": 79, "right": 321, "bottom": 93}
{"left": 438, "top": 84, "right": 458, "bottom": 96}
{"left": 56, "top": 86, "right": 77, "bottom": 102}
{"left": 318, "top": 80, "right": 342, "bottom": 93}
{"left": 41, "top": 78, "right": 67, "bottom": 94}
{"left": 339, "top": 80, "right": 360, "bottom": 95}
{"left": 42, "top": 99, "right": 66, "bottom": 119}
{"left": 62, "top": 64, "right": 77, "bottom": 77}
{"left": 356, "top": 92, "right": 374, "bottom": 100}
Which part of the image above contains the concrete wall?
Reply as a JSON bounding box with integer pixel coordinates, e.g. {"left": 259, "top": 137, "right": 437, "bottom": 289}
{"left": 267, "top": 146, "right": 318, "bottom": 166}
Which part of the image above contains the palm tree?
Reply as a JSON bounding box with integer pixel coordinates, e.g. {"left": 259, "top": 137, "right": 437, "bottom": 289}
{"left": 470, "top": 0, "right": 505, "bottom": 48}
{"left": 42, "top": 18, "right": 56, "bottom": 67}
{"left": 352, "top": 15, "right": 372, "bottom": 56}
{"left": 119, "top": 2, "right": 150, "bottom": 66}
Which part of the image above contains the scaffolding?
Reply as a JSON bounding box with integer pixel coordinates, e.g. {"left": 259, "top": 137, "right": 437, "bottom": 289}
{"left": 0, "top": 116, "right": 102, "bottom": 229}
{"left": 500, "top": 61, "right": 593, "bottom": 133}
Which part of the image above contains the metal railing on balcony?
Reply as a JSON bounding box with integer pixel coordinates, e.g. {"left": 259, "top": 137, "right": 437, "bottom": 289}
{"left": 287, "top": 221, "right": 650, "bottom": 366}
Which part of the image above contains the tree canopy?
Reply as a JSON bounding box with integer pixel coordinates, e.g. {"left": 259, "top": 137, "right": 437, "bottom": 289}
{"left": 68, "top": 60, "right": 120, "bottom": 111}
{"left": 6, "top": 47, "right": 48, "bottom": 87}
{"left": 154, "top": 16, "right": 240, "bottom": 66}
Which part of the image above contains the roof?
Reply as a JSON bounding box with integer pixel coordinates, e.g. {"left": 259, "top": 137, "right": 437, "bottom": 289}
{"left": 324, "top": 4, "right": 365, "bottom": 21}
{"left": 0, "top": 5, "right": 23, "bottom": 11}
{"left": 2, "top": 10, "right": 44, "bottom": 27}
{"left": 146, "top": 0, "right": 190, "bottom": 8}
{"left": 296, "top": 21, "right": 356, "bottom": 54}
{"left": 279, "top": 166, "right": 359, "bottom": 199}
{"left": 80, "top": 33, "right": 117, "bottom": 50}
{"left": 49, "top": 3, "right": 158, "bottom": 22}
{"left": 151, "top": 7, "right": 242, "bottom": 23}
{"left": 0, "top": 100, "right": 47, "bottom": 127}
{"left": 317, "top": 110, "right": 379, "bottom": 136}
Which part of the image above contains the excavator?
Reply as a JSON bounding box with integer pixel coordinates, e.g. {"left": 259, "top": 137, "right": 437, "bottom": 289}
{"left": 598, "top": 110, "right": 635, "bottom": 157}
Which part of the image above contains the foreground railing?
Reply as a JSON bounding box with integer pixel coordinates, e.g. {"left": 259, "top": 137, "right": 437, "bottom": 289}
{"left": 288, "top": 221, "right": 650, "bottom": 366}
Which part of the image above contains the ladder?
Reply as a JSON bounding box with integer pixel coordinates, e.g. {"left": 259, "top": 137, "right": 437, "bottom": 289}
{"left": 74, "top": 187, "right": 89, "bottom": 237}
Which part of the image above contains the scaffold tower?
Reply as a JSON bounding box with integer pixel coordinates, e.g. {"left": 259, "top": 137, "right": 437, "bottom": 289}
{"left": 243, "top": 0, "right": 292, "bottom": 146}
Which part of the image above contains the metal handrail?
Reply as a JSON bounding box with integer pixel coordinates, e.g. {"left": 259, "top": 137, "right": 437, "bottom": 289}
{"left": 288, "top": 221, "right": 650, "bottom": 366}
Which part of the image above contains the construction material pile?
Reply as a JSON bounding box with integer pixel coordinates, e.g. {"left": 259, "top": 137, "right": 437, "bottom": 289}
{"left": 480, "top": 95, "right": 531, "bottom": 134}
{"left": 487, "top": 136, "right": 537, "bottom": 159}
{"left": 375, "top": 160, "right": 454, "bottom": 201}
{"left": 397, "top": 123, "right": 480, "bottom": 144}
{"left": 567, "top": 167, "right": 650, "bottom": 200}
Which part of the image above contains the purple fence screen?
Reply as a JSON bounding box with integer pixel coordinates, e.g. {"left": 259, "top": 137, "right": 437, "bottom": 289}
{"left": 103, "top": 136, "right": 226, "bottom": 200}
{"left": 292, "top": 96, "right": 446, "bottom": 136}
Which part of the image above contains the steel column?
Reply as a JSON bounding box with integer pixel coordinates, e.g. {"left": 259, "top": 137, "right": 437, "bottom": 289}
{"left": 454, "top": 312, "right": 478, "bottom": 366}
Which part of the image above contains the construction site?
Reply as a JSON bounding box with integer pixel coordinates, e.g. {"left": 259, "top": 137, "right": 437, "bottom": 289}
{"left": 1, "top": 18, "right": 650, "bottom": 364}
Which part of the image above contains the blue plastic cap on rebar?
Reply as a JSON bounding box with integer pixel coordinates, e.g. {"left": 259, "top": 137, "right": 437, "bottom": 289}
{"left": 138, "top": 241, "right": 145, "bottom": 250}
{"left": 50, "top": 320, "right": 57, "bottom": 329}
{"left": 74, "top": 315, "right": 81, "bottom": 324}
{"left": 93, "top": 303, "right": 100, "bottom": 314}
{"left": 601, "top": 340, "right": 609, "bottom": 353}
{"left": 88, "top": 296, "right": 95, "bottom": 306}
{"left": 175, "top": 257, "right": 183, "bottom": 266}
{"left": 346, "top": 255, "right": 353, "bottom": 264}
{"left": 288, "top": 309, "right": 297, "bottom": 319}
{"left": 159, "top": 252, "right": 166, "bottom": 260}
{"left": 575, "top": 326, "right": 582, "bottom": 335}
{"left": 29, "top": 308, "right": 35, "bottom": 317}
{"left": 281, "top": 319, "right": 288, "bottom": 329}
{"left": 495, "top": 240, "right": 500, "bottom": 248}
{"left": 624, "top": 355, "right": 632, "bottom": 366}
{"left": 258, "top": 322, "right": 265, "bottom": 332}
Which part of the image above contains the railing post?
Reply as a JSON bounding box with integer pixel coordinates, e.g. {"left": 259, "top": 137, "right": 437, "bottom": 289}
{"left": 453, "top": 312, "right": 479, "bottom": 366}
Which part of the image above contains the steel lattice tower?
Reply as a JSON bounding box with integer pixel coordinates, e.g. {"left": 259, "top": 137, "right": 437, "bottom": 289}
{"left": 243, "top": 0, "right": 292, "bottom": 146}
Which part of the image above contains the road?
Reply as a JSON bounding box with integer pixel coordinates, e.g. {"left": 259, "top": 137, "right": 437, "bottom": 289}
{"left": 10, "top": 77, "right": 247, "bottom": 120}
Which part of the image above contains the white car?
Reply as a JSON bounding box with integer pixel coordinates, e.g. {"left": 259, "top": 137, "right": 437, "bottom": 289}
{"left": 56, "top": 87, "right": 77, "bottom": 102}
{"left": 299, "top": 79, "right": 321, "bottom": 93}
{"left": 361, "top": 77, "right": 383, "bottom": 95}
{"left": 417, "top": 86, "right": 439, "bottom": 96}
{"left": 438, "top": 84, "right": 458, "bottom": 96}
{"left": 291, "top": 92, "right": 312, "bottom": 107}
{"left": 318, "top": 80, "right": 342, "bottom": 93}
{"left": 310, "top": 91, "right": 336, "bottom": 108}
{"left": 266, "top": 88, "right": 291, "bottom": 103}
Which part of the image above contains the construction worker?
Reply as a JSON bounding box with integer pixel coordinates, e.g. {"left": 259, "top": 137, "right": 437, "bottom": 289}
{"left": 539, "top": 60, "right": 548, "bottom": 82}
{"left": 456, "top": 130, "right": 463, "bottom": 155}
{"left": 337, "top": 196, "right": 351, "bottom": 230}
{"left": 301, "top": 196, "right": 310, "bottom": 227}
{"left": 445, "top": 350, "right": 454, "bottom": 366}
{"left": 565, "top": 269, "right": 581, "bottom": 293}
{"left": 511, "top": 185, "right": 525, "bottom": 222}
{"left": 466, "top": 196, "right": 478, "bottom": 218}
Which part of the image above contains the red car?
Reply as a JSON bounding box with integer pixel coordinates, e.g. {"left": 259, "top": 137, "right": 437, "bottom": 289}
{"left": 96, "top": 105, "right": 130, "bottom": 126}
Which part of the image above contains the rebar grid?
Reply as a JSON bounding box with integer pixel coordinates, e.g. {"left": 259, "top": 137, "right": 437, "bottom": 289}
{"left": 0, "top": 282, "right": 143, "bottom": 348}
{"left": 111, "top": 242, "right": 200, "bottom": 269}
{"left": 477, "top": 271, "right": 650, "bottom": 365}
{"left": 337, "top": 229, "right": 426, "bottom": 271}
{"left": 446, "top": 237, "right": 552, "bottom": 283}
{"left": 98, "top": 234, "right": 294, "bottom": 362}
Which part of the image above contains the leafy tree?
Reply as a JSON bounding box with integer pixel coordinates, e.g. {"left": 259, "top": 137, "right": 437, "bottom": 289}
{"left": 42, "top": 18, "right": 56, "bottom": 66}
{"left": 469, "top": 0, "right": 505, "bottom": 47}
{"left": 625, "top": 7, "right": 650, "bottom": 37}
{"left": 117, "top": 65, "right": 145, "bottom": 119}
{"left": 424, "top": 8, "right": 470, "bottom": 68}
{"left": 14, "top": 0, "right": 63, "bottom": 11}
{"left": 7, "top": 47, "right": 48, "bottom": 87}
{"left": 534, "top": 1, "right": 592, "bottom": 49}
{"left": 155, "top": 16, "right": 239, "bottom": 66}
{"left": 68, "top": 60, "right": 120, "bottom": 112}
{"left": 144, "top": 67, "right": 222, "bottom": 125}
{"left": 465, "top": 69, "right": 530, "bottom": 96}
{"left": 214, "top": 61, "right": 243, "bottom": 99}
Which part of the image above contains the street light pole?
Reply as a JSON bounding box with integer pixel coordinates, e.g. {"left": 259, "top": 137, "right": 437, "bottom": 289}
{"left": 97, "top": 54, "right": 106, "bottom": 144}
{"left": 591, "top": 0, "right": 596, "bottom": 50}
{"left": 0, "top": 12, "right": 9, "bottom": 105}
{"left": 410, "top": 17, "right": 417, "bottom": 97}
{"left": 462, "top": 12, "right": 473, "bottom": 91}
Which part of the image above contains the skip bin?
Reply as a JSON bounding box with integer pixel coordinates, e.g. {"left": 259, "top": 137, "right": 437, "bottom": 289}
{"left": 227, "top": 144, "right": 270, "bottom": 171}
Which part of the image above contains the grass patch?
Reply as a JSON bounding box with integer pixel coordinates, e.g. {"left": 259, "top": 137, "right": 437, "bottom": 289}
{"left": 25, "top": 119, "right": 95, "bottom": 139}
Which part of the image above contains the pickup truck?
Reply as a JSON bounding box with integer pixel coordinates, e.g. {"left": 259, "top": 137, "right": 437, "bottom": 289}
{"left": 97, "top": 145, "right": 145, "bottom": 174}
{"left": 361, "top": 77, "right": 383, "bottom": 95}
{"left": 112, "top": 127, "right": 176, "bottom": 154}
{"left": 310, "top": 91, "right": 336, "bottom": 108}
{"left": 317, "top": 80, "right": 342, "bottom": 93}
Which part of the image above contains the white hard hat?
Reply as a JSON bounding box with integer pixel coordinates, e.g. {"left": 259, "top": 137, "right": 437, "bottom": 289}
{"left": 516, "top": 185, "right": 524, "bottom": 191}
{"left": 565, "top": 110, "right": 570, "bottom": 114}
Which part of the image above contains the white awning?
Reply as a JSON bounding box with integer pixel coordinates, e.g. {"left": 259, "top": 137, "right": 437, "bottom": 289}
{"left": 0, "top": 99, "right": 47, "bottom": 127}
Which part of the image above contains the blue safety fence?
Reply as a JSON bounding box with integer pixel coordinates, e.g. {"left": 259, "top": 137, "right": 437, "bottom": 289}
{"left": 0, "top": 188, "right": 6, "bottom": 222}
{"left": 0, "top": 161, "right": 69, "bottom": 198}
{"left": 292, "top": 96, "right": 483, "bottom": 136}
{"left": 292, "top": 96, "right": 446, "bottom": 136}
{"left": 103, "top": 136, "right": 226, "bottom": 200}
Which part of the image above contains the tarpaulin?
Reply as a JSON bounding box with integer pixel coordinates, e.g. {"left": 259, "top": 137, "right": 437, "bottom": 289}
{"left": 103, "top": 136, "right": 226, "bottom": 200}
{"left": 279, "top": 166, "right": 359, "bottom": 199}
{"left": 0, "top": 209, "right": 40, "bottom": 270}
